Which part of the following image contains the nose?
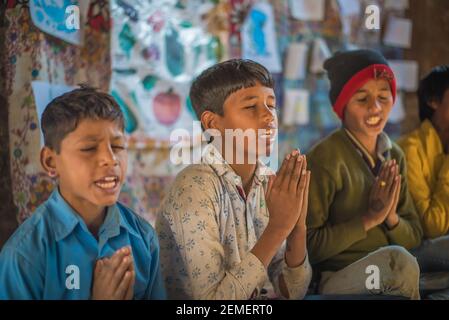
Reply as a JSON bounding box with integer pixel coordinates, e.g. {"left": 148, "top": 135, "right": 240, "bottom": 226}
{"left": 99, "top": 145, "right": 118, "bottom": 167}
{"left": 369, "top": 99, "right": 382, "bottom": 113}
{"left": 261, "top": 104, "right": 276, "bottom": 125}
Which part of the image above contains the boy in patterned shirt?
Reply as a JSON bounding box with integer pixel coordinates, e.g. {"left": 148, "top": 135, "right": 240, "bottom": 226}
{"left": 157, "top": 59, "right": 312, "bottom": 299}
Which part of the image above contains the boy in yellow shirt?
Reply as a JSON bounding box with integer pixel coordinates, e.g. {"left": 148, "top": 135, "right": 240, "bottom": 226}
{"left": 399, "top": 65, "right": 449, "bottom": 239}
{"left": 399, "top": 66, "right": 449, "bottom": 294}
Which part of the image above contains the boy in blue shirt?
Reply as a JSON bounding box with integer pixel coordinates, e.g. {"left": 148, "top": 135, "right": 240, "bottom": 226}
{"left": 0, "top": 86, "right": 166, "bottom": 300}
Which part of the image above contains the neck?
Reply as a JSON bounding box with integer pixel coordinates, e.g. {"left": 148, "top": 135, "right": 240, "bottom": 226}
{"left": 349, "top": 129, "right": 378, "bottom": 159}
{"left": 218, "top": 143, "right": 258, "bottom": 196}
{"left": 59, "top": 187, "right": 106, "bottom": 237}
{"left": 229, "top": 163, "right": 257, "bottom": 196}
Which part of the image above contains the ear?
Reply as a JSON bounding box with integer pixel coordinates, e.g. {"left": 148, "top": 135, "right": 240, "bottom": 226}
{"left": 40, "top": 146, "right": 58, "bottom": 178}
{"left": 201, "top": 111, "right": 223, "bottom": 131}
{"left": 428, "top": 100, "right": 440, "bottom": 111}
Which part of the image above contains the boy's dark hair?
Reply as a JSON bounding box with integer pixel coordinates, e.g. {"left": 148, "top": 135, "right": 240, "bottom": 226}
{"left": 418, "top": 65, "right": 449, "bottom": 122}
{"left": 189, "top": 59, "right": 274, "bottom": 121}
{"left": 41, "top": 85, "right": 124, "bottom": 153}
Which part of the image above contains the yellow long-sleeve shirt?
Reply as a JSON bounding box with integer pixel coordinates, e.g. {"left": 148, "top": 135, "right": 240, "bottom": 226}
{"left": 398, "top": 120, "right": 449, "bottom": 239}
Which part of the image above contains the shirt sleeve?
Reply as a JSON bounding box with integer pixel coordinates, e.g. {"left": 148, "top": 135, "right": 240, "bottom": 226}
{"left": 268, "top": 246, "right": 312, "bottom": 300}
{"left": 403, "top": 144, "right": 449, "bottom": 239}
{"left": 384, "top": 152, "right": 423, "bottom": 248}
{"left": 156, "top": 169, "right": 267, "bottom": 300}
{"left": 0, "top": 247, "right": 44, "bottom": 300}
{"left": 144, "top": 233, "right": 167, "bottom": 300}
{"left": 306, "top": 164, "right": 367, "bottom": 265}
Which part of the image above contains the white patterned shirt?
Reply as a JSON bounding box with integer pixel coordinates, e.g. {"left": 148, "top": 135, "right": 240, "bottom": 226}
{"left": 156, "top": 145, "right": 312, "bottom": 299}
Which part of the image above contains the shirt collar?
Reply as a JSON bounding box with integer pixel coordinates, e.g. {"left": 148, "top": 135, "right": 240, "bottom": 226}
{"left": 102, "top": 204, "right": 141, "bottom": 239}
{"left": 47, "top": 189, "right": 85, "bottom": 242}
{"left": 201, "top": 143, "right": 274, "bottom": 187}
{"left": 48, "top": 188, "right": 139, "bottom": 242}
{"left": 97, "top": 204, "right": 141, "bottom": 247}
{"left": 344, "top": 128, "right": 392, "bottom": 169}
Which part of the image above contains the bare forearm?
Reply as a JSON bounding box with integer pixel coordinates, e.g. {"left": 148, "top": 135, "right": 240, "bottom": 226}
{"left": 279, "top": 227, "right": 308, "bottom": 299}
{"left": 251, "top": 225, "right": 288, "bottom": 268}
{"left": 279, "top": 227, "right": 307, "bottom": 299}
{"left": 285, "top": 226, "right": 307, "bottom": 268}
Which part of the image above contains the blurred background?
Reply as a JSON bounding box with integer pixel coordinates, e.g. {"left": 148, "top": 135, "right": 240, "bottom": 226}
{"left": 1, "top": 0, "right": 449, "bottom": 247}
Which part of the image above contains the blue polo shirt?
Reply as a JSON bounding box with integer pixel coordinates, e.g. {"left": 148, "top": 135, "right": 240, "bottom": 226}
{"left": 0, "top": 189, "right": 166, "bottom": 300}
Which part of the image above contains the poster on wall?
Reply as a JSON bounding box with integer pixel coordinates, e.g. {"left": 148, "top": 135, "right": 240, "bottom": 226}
{"left": 241, "top": 2, "right": 282, "bottom": 73}
{"left": 110, "top": 0, "right": 217, "bottom": 143}
{"left": 110, "top": 74, "right": 198, "bottom": 144}
{"left": 290, "top": 0, "right": 325, "bottom": 21}
{"left": 29, "top": 0, "right": 88, "bottom": 45}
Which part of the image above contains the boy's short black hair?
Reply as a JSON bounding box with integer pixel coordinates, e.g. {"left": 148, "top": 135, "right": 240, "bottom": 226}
{"left": 418, "top": 65, "right": 449, "bottom": 122}
{"left": 41, "top": 85, "right": 124, "bottom": 153}
{"left": 189, "top": 59, "right": 274, "bottom": 121}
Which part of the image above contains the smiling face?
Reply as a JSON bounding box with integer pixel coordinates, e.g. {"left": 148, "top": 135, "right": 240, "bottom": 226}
{"left": 343, "top": 79, "right": 394, "bottom": 141}
{"left": 202, "top": 83, "right": 278, "bottom": 163}
{"left": 41, "top": 119, "right": 128, "bottom": 215}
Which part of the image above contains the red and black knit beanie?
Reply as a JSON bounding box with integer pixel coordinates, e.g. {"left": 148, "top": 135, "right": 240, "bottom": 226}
{"left": 324, "top": 49, "right": 397, "bottom": 119}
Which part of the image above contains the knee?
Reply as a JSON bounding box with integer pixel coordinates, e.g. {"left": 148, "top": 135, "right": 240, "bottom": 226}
{"left": 382, "top": 246, "right": 419, "bottom": 275}
{"left": 380, "top": 246, "right": 420, "bottom": 298}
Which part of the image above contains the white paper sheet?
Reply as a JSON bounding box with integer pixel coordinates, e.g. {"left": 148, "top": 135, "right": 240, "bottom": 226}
{"left": 284, "top": 42, "right": 309, "bottom": 80}
{"left": 290, "top": 0, "right": 325, "bottom": 21}
{"left": 384, "top": 17, "right": 413, "bottom": 49}
{"left": 388, "top": 60, "right": 419, "bottom": 92}
{"left": 384, "top": 0, "right": 409, "bottom": 10}
{"left": 310, "top": 38, "right": 331, "bottom": 74}
{"left": 283, "top": 89, "right": 310, "bottom": 126}
{"left": 337, "top": 0, "right": 361, "bottom": 17}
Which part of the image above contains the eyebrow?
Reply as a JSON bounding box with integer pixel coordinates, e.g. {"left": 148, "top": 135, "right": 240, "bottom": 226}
{"left": 241, "top": 95, "right": 275, "bottom": 102}
{"left": 77, "top": 134, "right": 124, "bottom": 143}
